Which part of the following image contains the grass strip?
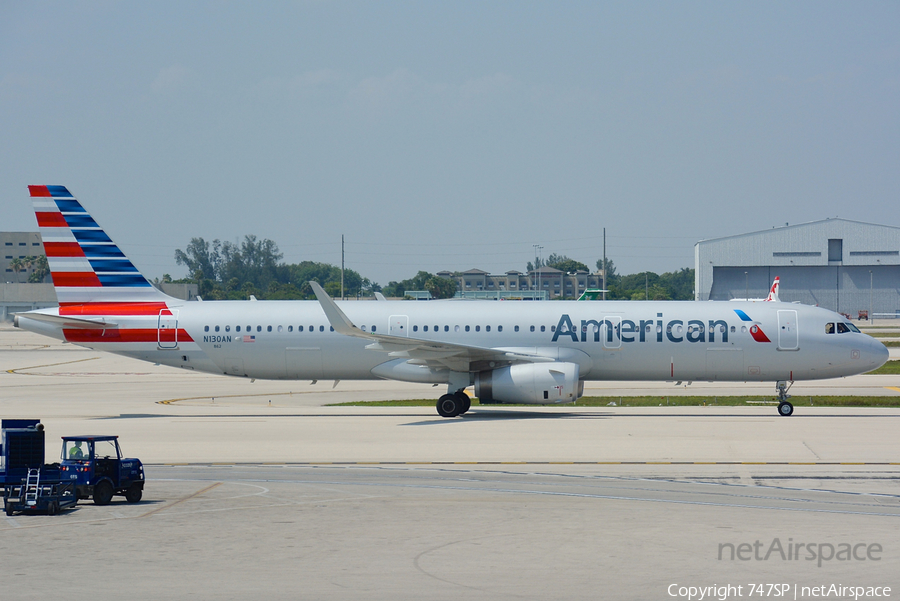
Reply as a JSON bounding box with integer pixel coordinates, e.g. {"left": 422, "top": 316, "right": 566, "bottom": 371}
{"left": 867, "top": 361, "right": 900, "bottom": 375}
{"left": 329, "top": 395, "right": 900, "bottom": 408}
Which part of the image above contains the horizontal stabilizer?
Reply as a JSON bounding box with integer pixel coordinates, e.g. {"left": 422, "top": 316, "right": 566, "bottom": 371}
{"left": 14, "top": 312, "right": 118, "bottom": 329}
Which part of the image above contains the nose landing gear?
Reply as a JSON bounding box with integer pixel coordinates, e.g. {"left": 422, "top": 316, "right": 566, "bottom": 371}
{"left": 776, "top": 380, "right": 793, "bottom": 416}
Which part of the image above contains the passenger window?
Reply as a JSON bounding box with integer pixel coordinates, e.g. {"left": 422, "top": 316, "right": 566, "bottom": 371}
{"left": 225, "top": 326, "right": 230, "bottom": 332}
{"left": 215, "top": 326, "right": 220, "bottom": 332}
{"left": 475, "top": 326, "right": 480, "bottom": 332}
{"left": 515, "top": 325, "right": 519, "bottom": 332}
{"left": 267, "top": 326, "right": 272, "bottom": 332}
{"left": 277, "top": 325, "right": 283, "bottom": 332}
{"left": 433, "top": 325, "right": 438, "bottom": 332}
{"left": 413, "top": 325, "right": 418, "bottom": 332}
{"left": 319, "top": 326, "right": 324, "bottom": 332}
{"left": 257, "top": 326, "right": 262, "bottom": 332}
{"left": 741, "top": 326, "right": 748, "bottom": 333}
{"left": 309, "top": 325, "right": 313, "bottom": 331}
{"left": 455, "top": 325, "right": 460, "bottom": 332}
{"left": 465, "top": 325, "right": 470, "bottom": 332}
{"left": 444, "top": 326, "right": 449, "bottom": 332}
{"left": 730, "top": 326, "right": 735, "bottom": 333}
{"left": 423, "top": 325, "right": 428, "bottom": 332}
{"left": 246, "top": 326, "right": 251, "bottom": 332}
{"left": 837, "top": 323, "right": 850, "bottom": 334}
{"left": 330, "top": 326, "right": 334, "bottom": 332}
{"left": 541, "top": 326, "right": 546, "bottom": 332}
{"left": 288, "top": 326, "right": 293, "bottom": 332}
{"left": 372, "top": 326, "right": 376, "bottom": 332}
{"left": 204, "top": 326, "right": 209, "bottom": 332}
{"left": 236, "top": 326, "right": 241, "bottom": 332}
{"left": 530, "top": 325, "right": 535, "bottom": 332}
{"left": 825, "top": 323, "right": 835, "bottom": 334}
{"left": 299, "top": 326, "right": 304, "bottom": 332}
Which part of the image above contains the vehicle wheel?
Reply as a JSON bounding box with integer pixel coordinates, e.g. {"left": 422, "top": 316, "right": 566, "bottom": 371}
{"left": 125, "top": 483, "right": 143, "bottom": 503}
{"left": 436, "top": 394, "right": 461, "bottom": 418}
{"left": 456, "top": 392, "right": 471, "bottom": 415}
{"left": 48, "top": 502, "right": 58, "bottom": 516}
{"left": 93, "top": 481, "right": 114, "bottom": 506}
{"left": 5, "top": 502, "right": 12, "bottom": 517}
{"left": 778, "top": 402, "right": 794, "bottom": 417}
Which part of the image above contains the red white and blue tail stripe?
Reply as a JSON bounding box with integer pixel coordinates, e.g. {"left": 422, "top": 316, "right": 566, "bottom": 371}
{"left": 30, "top": 185, "right": 172, "bottom": 304}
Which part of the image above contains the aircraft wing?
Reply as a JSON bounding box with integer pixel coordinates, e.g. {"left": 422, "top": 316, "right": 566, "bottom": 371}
{"left": 309, "top": 282, "right": 552, "bottom": 372}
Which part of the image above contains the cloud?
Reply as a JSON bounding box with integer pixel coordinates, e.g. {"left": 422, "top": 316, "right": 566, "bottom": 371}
{"left": 347, "top": 69, "right": 519, "bottom": 119}
{"left": 348, "top": 68, "right": 424, "bottom": 112}
{"left": 151, "top": 64, "right": 192, "bottom": 95}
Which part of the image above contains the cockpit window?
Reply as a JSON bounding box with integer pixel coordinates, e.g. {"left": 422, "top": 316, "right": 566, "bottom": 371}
{"left": 845, "top": 322, "right": 860, "bottom": 333}
{"left": 836, "top": 322, "right": 850, "bottom": 334}
{"left": 825, "top": 323, "right": 835, "bottom": 334}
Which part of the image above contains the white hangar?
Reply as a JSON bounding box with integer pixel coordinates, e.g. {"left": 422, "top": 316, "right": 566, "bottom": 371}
{"left": 695, "top": 218, "right": 900, "bottom": 317}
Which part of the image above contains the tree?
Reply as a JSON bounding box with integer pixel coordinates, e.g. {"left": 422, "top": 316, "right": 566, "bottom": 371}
{"left": 28, "top": 255, "right": 50, "bottom": 283}
{"left": 381, "top": 271, "right": 434, "bottom": 298}
{"left": 174, "top": 238, "right": 221, "bottom": 282}
{"left": 8, "top": 258, "right": 23, "bottom": 283}
{"left": 546, "top": 255, "right": 589, "bottom": 273}
{"left": 425, "top": 275, "right": 458, "bottom": 299}
{"left": 596, "top": 258, "right": 618, "bottom": 280}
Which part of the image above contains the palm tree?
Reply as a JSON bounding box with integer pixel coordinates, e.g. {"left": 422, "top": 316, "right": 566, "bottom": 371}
{"left": 22, "top": 255, "right": 35, "bottom": 277}
{"left": 9, "top": 257, "right": 23, "bottom": 283}
{"left": 28, "top": 255, "right": 49, "bottom": 283}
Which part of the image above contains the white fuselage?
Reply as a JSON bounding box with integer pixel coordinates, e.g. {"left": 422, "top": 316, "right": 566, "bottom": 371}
{"left": 17, "top": 298, "right": 889, "bottom": 385}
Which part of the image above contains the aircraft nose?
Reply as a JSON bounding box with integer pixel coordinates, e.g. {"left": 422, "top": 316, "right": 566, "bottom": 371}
{"left": 869, "top": 338, "right": 890, "bottom": 370}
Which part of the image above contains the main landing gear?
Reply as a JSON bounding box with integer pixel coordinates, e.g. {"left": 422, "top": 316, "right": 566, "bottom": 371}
{"left": 436, "top": 391, "right": 471, "bottom": 418}
{"left": 776, "top": 380, "right": 793, "bottom": 417}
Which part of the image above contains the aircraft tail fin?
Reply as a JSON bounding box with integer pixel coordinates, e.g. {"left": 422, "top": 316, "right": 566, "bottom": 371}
{"left": 30, "top": 185, "right": 174, "bottom": 305}
{"left": 765, "top": 276, "right": 780, "bottom": 302}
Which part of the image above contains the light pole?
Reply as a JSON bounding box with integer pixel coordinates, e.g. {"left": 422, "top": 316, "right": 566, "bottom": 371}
{"left": 870, "top": 270, "right": 874, "bottom": 324}
{"left": 533, "top": 244, "right": 543, "bottom": 300}
{"left": 744, "top": 271, "right": 749, "bottom": 301}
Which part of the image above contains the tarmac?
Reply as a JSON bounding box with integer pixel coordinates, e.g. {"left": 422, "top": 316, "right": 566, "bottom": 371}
{"left": 1, "top": 326, "right": 899, "bottom": 599}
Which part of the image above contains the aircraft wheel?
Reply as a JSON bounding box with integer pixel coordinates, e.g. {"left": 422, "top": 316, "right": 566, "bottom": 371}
{"left": 456, "top": 392, "right": 471, "bottom": 415}
{"left": 437, "top": 394, "right": 461, "bottom": 418}
{"left": 778, "top": 402, "right": 794, "bottom": 417}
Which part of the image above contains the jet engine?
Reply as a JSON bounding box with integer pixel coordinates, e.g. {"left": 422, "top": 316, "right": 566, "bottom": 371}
{"left": 475, "top": 362, "right": 583, "bottom": 404}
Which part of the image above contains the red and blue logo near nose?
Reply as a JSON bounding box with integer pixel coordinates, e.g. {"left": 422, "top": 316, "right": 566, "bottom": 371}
{"left": 734, "top": 309, "right": 771, "bottom": 343}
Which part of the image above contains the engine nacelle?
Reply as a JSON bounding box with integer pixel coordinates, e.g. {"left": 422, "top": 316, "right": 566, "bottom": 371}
{"left": 475, "top": 362, "right": 582, "bottom": 405}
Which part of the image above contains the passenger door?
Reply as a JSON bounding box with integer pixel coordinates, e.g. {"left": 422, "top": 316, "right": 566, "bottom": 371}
{"left": 777, "top": 310, "right": 799, "bottom": 351}
{"left": 158, "top": 309, "right": 178, "bottom": 349}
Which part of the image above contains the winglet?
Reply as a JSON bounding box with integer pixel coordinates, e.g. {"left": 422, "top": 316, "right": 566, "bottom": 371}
{"left": 309, "top": 281, "right": 364, "bottom": 338}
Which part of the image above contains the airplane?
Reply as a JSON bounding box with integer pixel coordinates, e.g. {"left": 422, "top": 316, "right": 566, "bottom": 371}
{"left": 14, "top": 186, "right": 889, "bottom": 418}
{"left": 729, "top": 276, "right": 781, "bottom": 302}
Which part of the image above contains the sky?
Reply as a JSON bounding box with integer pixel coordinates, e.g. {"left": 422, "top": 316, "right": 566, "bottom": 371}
{"left": 2, "top": 1, "right": 898, "bottom": 286}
